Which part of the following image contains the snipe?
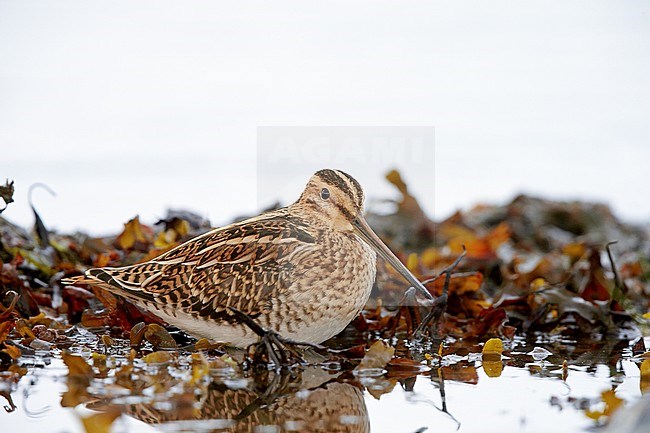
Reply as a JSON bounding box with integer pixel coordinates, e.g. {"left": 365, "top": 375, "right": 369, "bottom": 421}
{"left": 64, "top": 169, "right": 430, "bottom": 347}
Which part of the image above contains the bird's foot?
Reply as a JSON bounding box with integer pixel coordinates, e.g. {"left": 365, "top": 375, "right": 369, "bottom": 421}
{"left": 414, "top": 293, "right": 449, "bottom": 338}
{"left": 228, "top": 307, "right": 325, "bottom": 370}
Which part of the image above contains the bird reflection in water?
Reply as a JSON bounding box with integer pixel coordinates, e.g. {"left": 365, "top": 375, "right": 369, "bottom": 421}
{"left": 91, "top": 366, "right": 370, "bottom": 433}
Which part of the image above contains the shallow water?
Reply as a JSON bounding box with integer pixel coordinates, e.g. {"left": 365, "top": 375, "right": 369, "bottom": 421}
{"left": 1, "top": 333, "right": 647, "bottom": 433}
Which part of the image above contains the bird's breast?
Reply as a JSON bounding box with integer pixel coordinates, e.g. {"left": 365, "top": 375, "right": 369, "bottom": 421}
{"left": 267, "top": 230, "right": 377, "bottom": 343}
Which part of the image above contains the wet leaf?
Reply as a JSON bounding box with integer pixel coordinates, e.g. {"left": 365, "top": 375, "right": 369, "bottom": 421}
{"left": 61, "top": 352, "right": 93, "bottom": 407}
{"left": 585, "top": 390, "right": 624, "bottom": 420}
{"left": 357, "top": 341, "right": 395, "bottom": 370}
{"left": 142, "top": 350, "right": 177, "bottom": 364}
{"left": 210, "top": 354, "right": 238, "bottom": 370}
{"left": 189, "top": 353, "right": 209, "bottom": 385}
{"left": 366, "top": 377, "right": 397, "bottom": 399}
{"left": 100, "top": 335, "right": 115, "bottom": 347}
{"left": 144, "top": 323, "right": 177, "bottom": 350}
{"left": 129, "top": 322, "right": 146, "bottom": 348}
{"left": 640, "top": 359, "right": 650, "bottom": 394}
{"left": 15, "top": 319, "right": 36, "bottom": 339}
{"left": 387, "top": 357, "right": 429, "bottom": 378}
{"left": 530, "top": 285, "right": 609, "bottom": 326}
{"left": 482, "top": 338, "right": 503, "bottom": 362}
{"left": 445, "top": 307, "right": 513, "bottom": 339}
{"left": 114, "top": 364, "right": 135, "bottom": 389}
{"left": 441, "top": 364, "right": 479, "bottom": 384}
{"left": 81, "top": 408, "right": 121, "bottom": 433}
{"left": 194, "top": 338, "right": 225, "bottom": 352}
{"left": 27, "top": 312, "right": 52, "bottom": 327}
{"left": 582, "top": 248, "right": 621, "bottom": 308}
{"left": 2, "top": 344, "right": 21, "bottom": 360}
{"left": 62, "top": 352, "right": 93, "bottom": 376}
{"left": 0, "top": 321, "right": 14, "bottom": 343}
{"left": 92, "top": 353, "right": 107, "bottom": 372}
{"left": 80, "top": 309, "right": 110, "bottom": 328}
{"left": 482, "top": 360, "right": 503, "bottom": 378}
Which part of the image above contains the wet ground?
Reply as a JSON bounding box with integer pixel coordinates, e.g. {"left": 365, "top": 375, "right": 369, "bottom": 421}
{"left": 2, "top": 333, "right": 648, "bottom": 433}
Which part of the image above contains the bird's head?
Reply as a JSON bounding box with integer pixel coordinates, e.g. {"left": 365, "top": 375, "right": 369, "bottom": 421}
{"left": 295, "top": 169, "right": 429, "bottom": 294}
{"left": 296, "top": 169, "right": 365, "bottom": 232}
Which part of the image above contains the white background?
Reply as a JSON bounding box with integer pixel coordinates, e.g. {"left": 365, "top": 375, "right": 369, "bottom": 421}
{"left": 1, "top": 1, "right": 649, "bottom": 234}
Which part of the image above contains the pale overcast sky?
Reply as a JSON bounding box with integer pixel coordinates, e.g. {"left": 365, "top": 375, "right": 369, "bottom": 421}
{"left": 1, "top": 1, "right": 648, "bottom": 234}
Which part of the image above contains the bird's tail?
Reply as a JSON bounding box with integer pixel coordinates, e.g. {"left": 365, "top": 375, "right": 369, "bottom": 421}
{"left": 62, "top": 267, "right": 155, "bottom": 309}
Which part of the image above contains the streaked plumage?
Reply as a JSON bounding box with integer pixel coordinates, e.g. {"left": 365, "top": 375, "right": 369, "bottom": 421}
{"left": 64, "top": 169, "right": 426, "bottom": 347}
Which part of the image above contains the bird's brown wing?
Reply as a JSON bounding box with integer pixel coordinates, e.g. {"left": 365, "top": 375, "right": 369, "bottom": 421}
{"left": 77, "top": 210, "right": 316, "bottom": 320}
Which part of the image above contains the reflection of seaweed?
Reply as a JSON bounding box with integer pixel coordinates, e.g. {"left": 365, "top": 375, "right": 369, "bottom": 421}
{"left": 402, "top": 365, "right": 461, "bottom": 430}
{"left": 430, "top": 367, "right": 461, "bottom": 430}
{"left": 1, "top": 390, "right": 16, "bottom": 413}
{"left": 22, "top": 378, "right": 51, "bottom": 418}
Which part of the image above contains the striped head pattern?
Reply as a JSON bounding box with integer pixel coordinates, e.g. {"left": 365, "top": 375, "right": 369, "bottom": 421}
{"left": 295, "top": 169, "right": 365, "bottom": 230}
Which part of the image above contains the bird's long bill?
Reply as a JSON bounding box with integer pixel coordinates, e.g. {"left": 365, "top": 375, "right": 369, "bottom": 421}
{"left": 352, "top": 216, "right": 433, "bottom": 300}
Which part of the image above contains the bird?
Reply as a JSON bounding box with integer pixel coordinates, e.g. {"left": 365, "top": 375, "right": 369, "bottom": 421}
{"left": 64, "top": 169, "right": 431, "bottom": 348}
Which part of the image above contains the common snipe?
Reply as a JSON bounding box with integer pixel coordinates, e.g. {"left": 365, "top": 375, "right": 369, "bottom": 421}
{"left": 64, "top": 169, "right": 429, "bottom": 347}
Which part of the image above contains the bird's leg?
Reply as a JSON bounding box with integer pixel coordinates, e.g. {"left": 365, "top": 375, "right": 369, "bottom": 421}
{"left": 414, "top": 248, "right": 466, "bottom": 338}
{"left": 228, "top": 307, "right": 325, "bottom": 369}
{"left": 263, "top": 337, "right": 283, "bottom": 367}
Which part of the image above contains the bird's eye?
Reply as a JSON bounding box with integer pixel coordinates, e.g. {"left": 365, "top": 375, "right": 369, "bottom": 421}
{"left": 320, "top": 188, "right": 330, "bottom": 200}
